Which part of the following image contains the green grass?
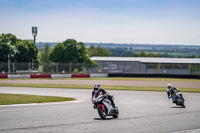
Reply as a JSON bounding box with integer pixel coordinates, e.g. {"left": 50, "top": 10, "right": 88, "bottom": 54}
{"left": 0, "top": 83, "right": 200, "bottom": 93}
{"left": 0, "top": 93, "right": 75, "bottom": 105}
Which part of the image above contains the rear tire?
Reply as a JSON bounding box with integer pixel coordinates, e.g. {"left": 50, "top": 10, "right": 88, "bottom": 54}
{"left": 97, "top": 106, "right": 106, "bottom": 119}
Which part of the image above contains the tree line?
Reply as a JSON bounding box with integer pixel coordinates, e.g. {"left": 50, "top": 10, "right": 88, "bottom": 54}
{"left": 0, "top": 33, "right": 97, "bottom": 66}
{"left": 0, "top": 33, "right": 38, "bottom": 63}
{"left": 1, "top": 33, "right": 197, "bottom": 68}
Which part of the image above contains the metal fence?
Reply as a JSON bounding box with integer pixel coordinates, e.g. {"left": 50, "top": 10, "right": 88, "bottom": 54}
{"left": 0, "top": 62, "right": 200, "bottom": 75}
{"left": 0, "top": 62, "right": 109, "bottom": 74}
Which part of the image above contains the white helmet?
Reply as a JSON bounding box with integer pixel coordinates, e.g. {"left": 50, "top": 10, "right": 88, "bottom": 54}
{"left": 94, "top": 84, "right": 100, "bottom": 91}
{"left": 167, "top": 84, "right": 172, "bottom": 89}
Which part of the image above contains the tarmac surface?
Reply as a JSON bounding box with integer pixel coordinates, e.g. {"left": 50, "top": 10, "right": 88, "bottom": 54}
{"left": 0, "top": 87, "right": 200, "bottom": 133}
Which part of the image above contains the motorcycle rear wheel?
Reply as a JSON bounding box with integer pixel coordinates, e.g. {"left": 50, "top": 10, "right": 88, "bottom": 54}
{"left": 97, "top": 106, "right": 106, "bottom": 119}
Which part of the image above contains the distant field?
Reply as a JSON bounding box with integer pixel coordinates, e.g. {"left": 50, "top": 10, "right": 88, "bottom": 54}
{"left": 168, "top": 52, "right": 200, "bottom": 57}
{"left": 144, "top": 52, "right": 200, "bottom": 57}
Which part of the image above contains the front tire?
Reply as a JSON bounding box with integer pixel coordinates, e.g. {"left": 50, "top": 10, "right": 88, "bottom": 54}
{"left": 180, "top": 102, "right": 185, "bottom": 108}
{"left": 112, "top": 108, "right": 119, "bottom": 118}
{"left": 97, "top": 106, "right": 106, "bottom": 119}
{"left": 178, "top": 99, "right": 185, "bottom": 108}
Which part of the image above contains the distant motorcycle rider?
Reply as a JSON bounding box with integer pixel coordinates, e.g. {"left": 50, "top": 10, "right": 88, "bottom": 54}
{"left": 167, "top": 84, "right": 185, "bottom": 103}
{"left": 92, "top": 84, "right": 116, "bottom": 108}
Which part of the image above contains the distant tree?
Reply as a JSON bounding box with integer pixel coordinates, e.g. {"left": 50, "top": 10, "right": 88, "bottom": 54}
{"left": 87, "top": 45, "right": 95, "bottom": 56}
{"left": 140, "top": 51, "right": 146, "bottom": 57}
{"left": 108, "top": 47, "right": 125, "bottom": 56}
{"left": 134, "top": 51, "right": 162, "bottom": 57}
{"left": 87, "top": 45, "right": 112, "bottom": 57}
{"left": 38, "top": 43, "right": 51, "bottom": 63}
{"left": 0, "top": 33, "right": 39, "bottom": 63}
{"left": 0, "top": 42, "right": 16, "bottom": 62}
{"left": 15, "top": 40, "right": 38, "bottom": 62}
{"left": 178, "top": 56, "right": 183, "bottom": 58}
{"left": 0, "top": 33, "right": 18, "bottom": 62}
{"left": 121, "top": 51, "right": 133, "bottom": 57}
{"left": 49, "top": 39, "right": 97, "bottom": 72}
{"left": 0, "top": 33, "right": 19, "bottom": 46}
{"left": 49, "top": 39, "right": 95, "bottom": 64}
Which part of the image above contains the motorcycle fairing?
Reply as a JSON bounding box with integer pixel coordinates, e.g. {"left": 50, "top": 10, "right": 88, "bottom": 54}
{"left": 172, "top": 93, "right": 182, "bottom": 103}
{"left": 103, "top": 99, "right": 113, "bottom": 115}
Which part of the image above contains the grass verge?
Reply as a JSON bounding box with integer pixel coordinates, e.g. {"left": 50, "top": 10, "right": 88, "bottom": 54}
{"left": 0, "top": 83, "right": 200, "bottom": 93}
{"left": 0, "top": 93, "right": 75, "bottom": 105}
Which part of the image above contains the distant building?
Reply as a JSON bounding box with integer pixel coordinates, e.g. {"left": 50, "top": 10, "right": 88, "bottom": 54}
{"left": 88, "top": 57, "right": 200, "bottom": 75}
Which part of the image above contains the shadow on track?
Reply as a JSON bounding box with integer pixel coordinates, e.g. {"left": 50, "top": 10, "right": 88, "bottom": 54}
{"left": 170, "top": 106, "right": 185, "bottom": 109}
{"left": 93, "top": 118, "right": 116, "bottom": 121}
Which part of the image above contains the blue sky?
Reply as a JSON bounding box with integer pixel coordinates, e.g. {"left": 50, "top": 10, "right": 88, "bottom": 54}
{"left": 0, "top": 0, "right": 200, "bottom": 45}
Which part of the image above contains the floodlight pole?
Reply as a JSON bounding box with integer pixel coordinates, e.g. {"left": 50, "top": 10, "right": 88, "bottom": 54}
{"left": 32, "top": 27, "right": 37, "bottom": 45}
{"left": 31, "top": 27, "right": 37, "bottom": 70}
{"left": 33, "top": 35, "right": 36, "bottom": 45}
{"left": 8, "top": 54, "right": 10, "bottom": 74}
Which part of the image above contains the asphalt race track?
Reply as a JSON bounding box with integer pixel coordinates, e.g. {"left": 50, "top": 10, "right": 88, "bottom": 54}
{"left": 0, "top": 87, "right": 200, "bottom": 133}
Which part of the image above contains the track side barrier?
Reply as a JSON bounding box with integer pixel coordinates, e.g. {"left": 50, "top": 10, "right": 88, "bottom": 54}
{"left": 71, "top": 74, "right": 90, "bottom": 78}
{"left": 0, "top": 75, "right": 8, "bottom": 79}
{"left": 0, "top": 74, "right": 108, "bottom": 79}
{"left": 8, "top": 75, "right": 30, "bottom": 79}
{"left": 51, "top": 74, "right": 71, "bottom": 78}
{"left": 30, "top": 75, "right": 51, "bottom": 78}
{"left": 90, "top": 74, "right": 108, "bottom": 78}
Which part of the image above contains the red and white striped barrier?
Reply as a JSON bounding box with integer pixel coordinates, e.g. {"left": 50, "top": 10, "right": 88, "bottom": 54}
{"left": 0, "top": 74, "right": 108, "bottom": 79}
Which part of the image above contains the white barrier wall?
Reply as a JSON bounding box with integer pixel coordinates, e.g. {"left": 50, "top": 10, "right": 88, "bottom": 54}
{"left": 8, "top": 75, "right": 30, "bottom": 79}
{"left": 4, "top": 74, "right": 108, "bottom": 79}
{"left": 51, "top": 74, "right": 71, "bottom": 78}
{"left": 90, "top": 74, "right": 108, "bottom": 78}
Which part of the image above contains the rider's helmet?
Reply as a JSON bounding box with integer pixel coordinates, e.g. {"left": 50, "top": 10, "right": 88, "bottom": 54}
{"left": 94, "top": 84, "right": 100, "bottom": 91}
{"left": 167, "top": 84, "right": 172, "bottom": 89}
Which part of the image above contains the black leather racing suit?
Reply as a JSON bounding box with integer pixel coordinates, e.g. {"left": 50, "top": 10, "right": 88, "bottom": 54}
{"left": 167, "top": 87, "right": 178, "bottom": 98}
{"left": 167, "top": 87, "right": 184, "bottom": 102}
{"left": 92, "top": 88, "right": 116, "bottom": 107}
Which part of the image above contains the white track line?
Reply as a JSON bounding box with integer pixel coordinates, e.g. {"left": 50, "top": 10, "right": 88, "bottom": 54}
{"left": 171, "top": 128, "right": 200, "bottom": 133}
{"left": 0, "top": 98, "right": 85, "bottom": 107}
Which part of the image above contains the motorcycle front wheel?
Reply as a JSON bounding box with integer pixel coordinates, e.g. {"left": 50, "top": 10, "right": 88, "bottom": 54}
{"left": 112, "top": 109, "right": 119, "bottom": 118}
{"left": 180, "top": 102, "right": 185, "bottom": 108}
{"left": 178, "top": 99, "right": 185, "bottom": 108}
{"left": 97, "top": 106, "right": 106, "bottom": 119}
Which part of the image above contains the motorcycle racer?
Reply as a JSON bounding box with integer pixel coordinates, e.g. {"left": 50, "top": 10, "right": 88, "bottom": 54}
{"left": 167, "top": 84, "right": 185, "bottom": 102}
{"left": 92, "top": 84, "right": 116, "bottom": 108}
